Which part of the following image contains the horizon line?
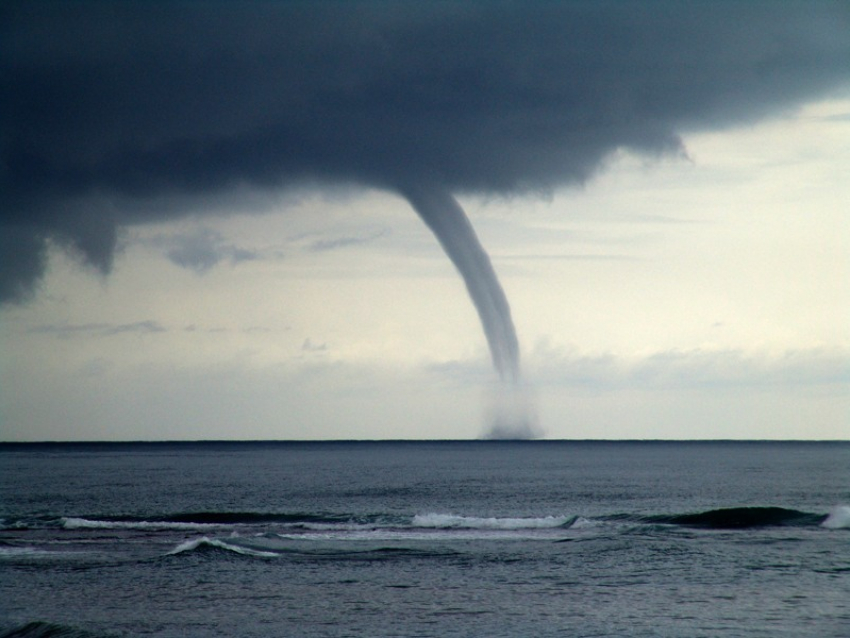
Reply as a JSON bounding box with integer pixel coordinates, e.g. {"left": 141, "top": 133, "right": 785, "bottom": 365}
{"left": 1, "top": 438, "right": 846, "bottom": 446}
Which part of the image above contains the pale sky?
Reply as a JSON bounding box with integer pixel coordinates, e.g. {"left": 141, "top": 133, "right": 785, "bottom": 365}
{"left": 1, "top": 3, "right": 848, "bottom": 440}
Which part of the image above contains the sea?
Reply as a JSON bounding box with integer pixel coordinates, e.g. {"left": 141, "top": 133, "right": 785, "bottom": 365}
{"left": 1, "top": 441, "right": 848, "bottom": 638}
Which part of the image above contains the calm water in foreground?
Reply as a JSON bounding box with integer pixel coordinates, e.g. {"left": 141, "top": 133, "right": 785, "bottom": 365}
{"left": 1, "top": 441, "right": 848, "bottom": 637}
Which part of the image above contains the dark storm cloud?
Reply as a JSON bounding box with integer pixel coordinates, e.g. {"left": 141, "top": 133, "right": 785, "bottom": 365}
{"left": 2, "top": 0, "right": 848, "bottom": 303}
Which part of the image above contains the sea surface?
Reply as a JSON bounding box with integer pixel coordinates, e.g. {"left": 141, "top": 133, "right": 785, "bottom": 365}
{"left": 1, "top": 441, "right": 848, "bottom": 637}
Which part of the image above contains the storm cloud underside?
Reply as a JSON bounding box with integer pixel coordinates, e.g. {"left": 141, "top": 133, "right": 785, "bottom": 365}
{"left": 3, "top": 1, "right": 849, "bottom": 304}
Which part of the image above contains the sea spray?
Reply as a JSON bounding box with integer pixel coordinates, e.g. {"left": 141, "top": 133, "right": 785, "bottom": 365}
{"left": 822, "top": 505, "right": 850, "bottom": 529}
{"left": 400, "top": 183, "right": 539, "bottom": 438}
{"left": 483, "top": 382, "right": 540, "bottom": 440}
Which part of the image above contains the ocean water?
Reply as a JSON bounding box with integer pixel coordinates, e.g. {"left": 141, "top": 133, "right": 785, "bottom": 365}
{"left": 1, "top": 441, "right": 848, "bottom": 637}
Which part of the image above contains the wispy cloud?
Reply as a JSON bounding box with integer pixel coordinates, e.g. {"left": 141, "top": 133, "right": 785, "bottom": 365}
{"left": 528, "top": 345, "right": 850, "bottom": 391}
{"left": 289, "top": 225, "right": 391, "bottom": 253}
{"left": 302, "top": 338, "right": 328, "bottom": 353}
{"left": 29, "top": 321, "right": 166, "bottom": 338}
{"left": 500, "top": 253, "right": 639, "bottom": 262}
{"left": 815, "top": 112, "right": 850, "bottom": 123}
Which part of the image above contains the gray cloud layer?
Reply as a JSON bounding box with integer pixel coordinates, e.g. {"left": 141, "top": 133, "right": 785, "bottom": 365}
{"left": 2, "top": 0, "right": 848, "bottom": 302}
{"left": 150, "top": 227, "right": 257, "bottom": 273}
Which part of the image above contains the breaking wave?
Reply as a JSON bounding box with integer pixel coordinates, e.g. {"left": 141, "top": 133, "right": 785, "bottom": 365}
{"left": 0, "top": 512, "right": 376, "bottom": 532}
{"left": 60, "top": 512, "right": 359, "bottom": 529}
{"left": 412, "top": 513, "right": 578, "bottom": 529}
{"left": 167, "top": 537, "right": 279, "bottom": 558}
{"left": 821, "top": 505, "right": 850, "bottom": 529}
{"left": 61, "top": 517, "right": 222, "bottom": 531}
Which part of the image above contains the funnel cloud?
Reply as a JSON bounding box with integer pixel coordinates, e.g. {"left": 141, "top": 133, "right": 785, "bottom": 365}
{"left": 400, "top": 184, "right": 519, "bottom": 384}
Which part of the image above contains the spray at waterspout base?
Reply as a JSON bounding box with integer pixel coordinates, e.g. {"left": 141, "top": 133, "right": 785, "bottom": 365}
{"left": 483, "top": 382, "right": 541, "bottom": 440}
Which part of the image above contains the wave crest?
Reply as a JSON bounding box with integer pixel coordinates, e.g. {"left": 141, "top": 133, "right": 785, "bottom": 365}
{"left": 821, "top": 505, "right": 850, "bottom": 529}
{"left": 167, "top": 537, "right": 279, "bottom": 557}
{"left": 61, "top": 517, "right": 221, "bottom": 531}
{"left": 412, "top": 513, "right": 577, "bottom": 530}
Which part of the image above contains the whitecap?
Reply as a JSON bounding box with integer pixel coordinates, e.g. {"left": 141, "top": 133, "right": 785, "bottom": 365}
{"left": 821, "top": 505, "right": 850, "bottom": 529}
{"left": 411, "top": 513, "right": 576, "bottom": 530}
{"left": 568, "top": 516, "right": 602, "bottom": 530}
{"left": 167, "top": 536, "right": 279, "bottom": 557}
{"left": 61, "top": 517, "right": 219, "bottom": 531}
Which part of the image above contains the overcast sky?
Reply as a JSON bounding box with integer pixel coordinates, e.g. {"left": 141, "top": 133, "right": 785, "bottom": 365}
{"left": 1, "top": 1, "right": 848, "bottom": 440}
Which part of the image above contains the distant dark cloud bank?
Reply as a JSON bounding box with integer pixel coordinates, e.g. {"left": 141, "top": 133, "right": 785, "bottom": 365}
{"left": 2, "top": 0, "right": 848, "bottom": 303}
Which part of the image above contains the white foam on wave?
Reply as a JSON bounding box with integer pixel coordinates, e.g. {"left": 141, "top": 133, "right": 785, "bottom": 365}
{"left": 62, "top": 517, "right": 219, "bottom": 531}
{"left": 287, "top": 521, "right": 374, "bottom": 532}
{"left": 569, "top": 517, "right": 602, "bottom": 530}
{"left": 167, "top": 536, "right": 279, "bottom": 557}
{"left": 412, "top": 513, "right": 576, "bottom": 530}
{"left": 821, "top": 505, "right": 850, "bottom": 529}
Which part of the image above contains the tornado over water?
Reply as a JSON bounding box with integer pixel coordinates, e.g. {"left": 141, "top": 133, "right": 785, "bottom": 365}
{"left": 400, "top": 184, "right": 538, "bottom": 438}
{"left": 400, "top": 184, "right": 519, "bottom": 384}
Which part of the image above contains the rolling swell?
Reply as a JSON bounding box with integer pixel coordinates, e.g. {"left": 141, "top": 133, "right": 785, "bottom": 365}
{"left": 645, "top": 507, "right": 828, "bottom": 529}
